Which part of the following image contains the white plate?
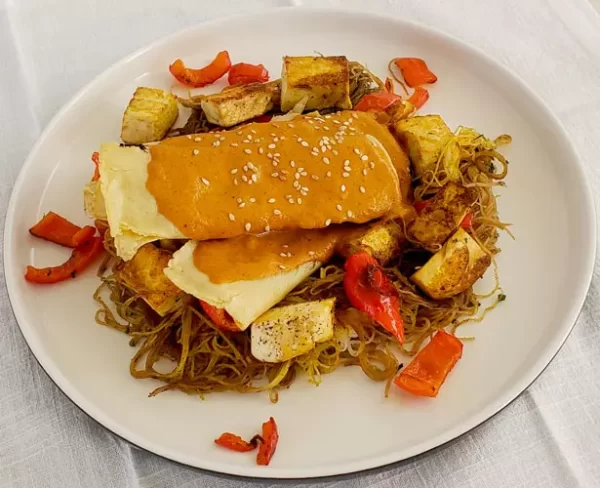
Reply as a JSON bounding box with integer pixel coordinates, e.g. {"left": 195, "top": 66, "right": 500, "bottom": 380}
{"left": 3, "top": 7, "right": 596, "bottom": 479}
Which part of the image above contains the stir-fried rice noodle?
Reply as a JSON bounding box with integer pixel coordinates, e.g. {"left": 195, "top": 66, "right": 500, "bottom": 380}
{"left": 95, "top": 94, "right": 511, "bottom": 402}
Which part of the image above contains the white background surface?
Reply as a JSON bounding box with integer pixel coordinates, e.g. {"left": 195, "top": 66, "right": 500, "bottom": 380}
{"left": 1, "top": 1, "right": 599, "bottom": 487}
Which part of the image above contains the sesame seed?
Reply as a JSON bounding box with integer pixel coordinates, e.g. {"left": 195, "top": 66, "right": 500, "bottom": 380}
{"left": 244, "top": 148, "right": 252, "bottom": 154}
{"left": 307, "top": 119, "right": 314, "bottom": 124}
{"left": 279, "top": 175, "right": 287, "bottom": 181}
{"left": 251, "top": 129, "right": 257, "bottom": 134}
{"left": 239, "top": 202, "right": 246, "bottom": 208}
{"left": 336, "top": 204, "right": 343, "bottom": 211}
{"left": 344, "top": 159, "right": 350, "bottom": 166}
{"left": 245, "top": 223, "right": 251, "bottom": 232}
{"left": 308, "top": 251, "right": 316, "bottom": 256}
{"left": 237, "top": 131, "right": 243, "bottom": 136}
{"left": 249, "top": 198, "right": 256, "bottom": 203}
{"left": 297, "top": 198, "right": 302, "bottom": 204}
{"left": 193, "top": 149, "right": 199, "bottom": 155}
{"left": 360, "top": 186, "right": 366, "bottom": 193}
{"left": 325, "top": 115, "right": 332, "bottom": 119}
{"left": 267, "top": 153, "right": 273, "bottom": 159}
{"left": 201, "top": 177, "right": 210, "bottom": 186}
{"left": 272, "top": 161, "right": 278, "bottom": 167}
{"left": 290, "top": 161, "right": 296, "bottom": 168}
{"left": 274, "top": 209, "right": 282, "bottom": 216}
{"left": 228, "top": 213, "right": 235, "bottom": 221}
{"left": 342, "top": 172, "right": 350, "bottom": 178}
{"left": 298, "top": 166, "right": 304, "bottom": 172}
{"left": 301, "top": 141, "right": 309, "bottom": 147}
{"left": 258, "top": 147, "right": 264, "bottom": 154}
{"left": 325, "top": 219, "right": 332, "bottom": 226}
{"left": 347, "top": 210, "right": 354, "bottom": 218}
{"left": 294, "top": 173, "right": 301, "bottom": 180}
{"left": 237, "top": 197, "right": 243, "bottom": 203}
{"left": 251, "top": 174, "right": 258, "bottom": 182}
{"left": 243, "top": 164, "right": 249, "bottom": 172}
{"left": 301, "top": 171, "right": 308, "bottom": 176}
{"left": 212, "top": 141, "right": 220, "bottom": 147}
{"left": 343, "top": 121, "right": 351, "bottom": 126}
{"left": 230, "top": 143, "right": 239, "bottom": 147}
{"left": 265, "top": 225, "right": 270, "bottom": 232}
{"left": 234, "top": 178, "right": 239, "bottom": 185}
{"left": 288, "top": 198, "right": 295, "bottom": 204}
{"left": 273, "top": 137, "right": 279, "bottom": 142}
{"left": 361, "top": 155, "right": 368, "bottom": 161}
{"left": 324, "top": 126, "right": 330, "bottom": 131}
{"left": 353, "top": 148, "right": 360, "bottom": 155}
{"left": 274, "top": 153, "right": 281, "bottom": 158}
{"left": 362, "top": 169, "right": 368, "bottom": 176}
{"left": 333, "top": 120, "right": 340, "bottom": 125}
{"left": 321, "top": 146, "right": 327, "bottom": 153}
{"left": 302, "top": 186, "right": 309, "bottom": 192}
{"left": 219, "top": 136, "right": 226, "bottom": 141}
{"left": 186, "top": 135, "right": 192, "bottom": 139}
{"left": 268, "top": 198, "right": 276, "bottom": 203}
{"left": 288, "top": 123, "right": 295, "bottom": 128}
{"left": 247, "top": 134, "right": 253, "bottom": 140}
{"left": 341, "top": 184, "right": 346, "bottom": 192}
{"left": 231, "top": 169, "right": 238, "bottom": 174}
{"left": 280, "top": 252, "right": 287, "bottom": 258}
{"left": 282, "top": 244, "right": 289, "bottom": 248}
{"left": 352, "top": 113, "right": 359, "bottom": 119}
{"left": 242, "top": 175, "right": 248, "bottom": 182}
{"left": 297, "top": 137, "right": 303, "bottom": 143}
{"left": 268, "top": 143, "right": 276, "bottom": 149}
{"left": 323, "top": 157, "right": 330, "bottom": 164}
{"left": 349, "top": 127, "right": 357, "bottom": 132}
{"left": 194, "top": 137, "right": 202, "bottom": 142}
{"left": 281, "top": 169, "right": 289, "bottom": 175}
{"left": 333, "top": 150, "right": 339, "bottom": 156}
{"left": 287, "top": 252, "right": 292, "bottom": 258}
{"left": 271, "top": 172, "right": 279, "bottom": 178}
{"left": 279, "top": 264, "right": 286, "bottom": 270}
{"left": 369, "top": 162, "right": 375, "bottom": 169}
{"left": 326, "top": 171, "right": 332, "bottom": 177}
{"left": 311, "top": 175, "right": 319, "bottom": 180}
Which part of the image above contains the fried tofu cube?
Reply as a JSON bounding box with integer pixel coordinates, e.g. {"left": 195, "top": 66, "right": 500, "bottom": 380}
{"left": 392, "top": 115, "right": 454, "bottom": 179}
{"left": 201, "top": 81, "right": 281, "bottom": 127}
{"left": 251, "top": 298, "right": 336, "bottom": 363}
{"left": 281, "top": 56, "right": 352, "bottom": 112}
{"left": 411, "top": 228, "right": 491, "bottom": 300}
{"left": 408, "top": 183, "right": 477, "bottom": 251}
{"left": 337, "top": 221, "right": 404, "bottom": 265}
{"left": 121, "top": 87, "right": 179, "bottom": 144}
{"left": 117, "top": 244, "right": 189, "bottom": 316}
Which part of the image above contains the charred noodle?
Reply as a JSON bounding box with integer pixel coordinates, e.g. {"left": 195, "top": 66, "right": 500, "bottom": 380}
{"left": 94, "top": 128, "right": 510, "bottom": 402}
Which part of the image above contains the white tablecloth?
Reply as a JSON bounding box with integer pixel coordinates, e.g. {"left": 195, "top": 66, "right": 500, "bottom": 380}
{"left": 1, "top": 0, "right": 599, "bottom": 487}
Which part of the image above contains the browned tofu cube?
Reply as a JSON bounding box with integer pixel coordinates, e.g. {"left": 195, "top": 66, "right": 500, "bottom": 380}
{"left": 117, "top": 244, "right": 189, "bottom": 316}
{"left": 337, "top": 221, "right": 404, "bottom": 265}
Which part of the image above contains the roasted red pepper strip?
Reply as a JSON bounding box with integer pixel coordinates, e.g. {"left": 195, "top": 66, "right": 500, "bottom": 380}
{"left": 343, "top": 252, "right": 404, "bottom": 344}
{"left": 354, "top": 92, "right": 402, "bottom": 112}
{"left": 25, "top": 236, "right": 104, "bottom": 284}
{"left": 169, "top": 51, "right": 232, "bottom": 88}
{"left": 460, "top": 211, "right": 473, "bottom": 229}
{"left": 91, "top": 152, "right": 100, "bottom": 181}
{"left": 29, "top": 212, "right": 96, "bottom": 248}
{"left": 384, "top": 77, "right": 395, "bottom": 94}
{"left": 228, "top": 62, "right": 269, "bottom": 85}
{"left": 215, "top": 433, "right": 259, "bottom": 452}
{"left": 395, "top": 330, "right": 463, "bottom": 397}
{"left": 257, "top": 417, "right": 279, "bottom": 466}
{"left": 199, "top": 300, "right": 240, "bottom": 332}
{"left": 394, "top": 58, "right": 438, "bottom": 87}
{"left": 408, "top": 86, "right": 430, "bottom": 109}
{"left": 413, "top": 200, "right": 431, "bottom": 214}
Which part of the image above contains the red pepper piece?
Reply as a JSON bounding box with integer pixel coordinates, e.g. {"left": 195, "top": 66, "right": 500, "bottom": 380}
{"left": 394, "top": 58, "right": 438, "bottom": 87}
{"left": 199, "top": 300, "right": 240, "bottom": 332}
{"left": 413, "top": 200, "right": 431, "bottom": 214}
{"left": 228, "top": 62, "right": 269, "bottom": 85}
{"left": 25, "top": 236, "right": 104, "bottom": 284}
{"left": 29, "top": 212, "right": 96, "bottom": 248}
{"left": 215, "top": 433, "right": 259, "bottom": 452}
{"left": 408, "top": 86, "right": 430, "bottom": 109}
{"left": 257, "top": 417, "right": 279, "bottom": 466}
{"left": 394, "top": 330, "right": 463, "bottom": 397}
{"left": 343, "top": 252, "right": 404, "bottom": 344}
{"left": 354, "top": 92, "right": 402, "bottom": 112}
{"left": 169, "top": 51, "right": 232, "bottom": 88}
{"left": 460, "top": 211, "right": 473, "bottom": 229}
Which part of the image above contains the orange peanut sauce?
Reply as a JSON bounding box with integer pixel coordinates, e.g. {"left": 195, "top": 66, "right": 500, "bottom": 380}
{"left": 192, "top": 227, "right": 352, "bottom": 284}
{"left": 146, "top": 111, "right": 402, "bottom": 241}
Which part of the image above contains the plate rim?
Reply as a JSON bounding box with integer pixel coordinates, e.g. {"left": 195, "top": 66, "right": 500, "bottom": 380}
{"left": 3, "top": 6, "right": 597, "bottom": 479}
